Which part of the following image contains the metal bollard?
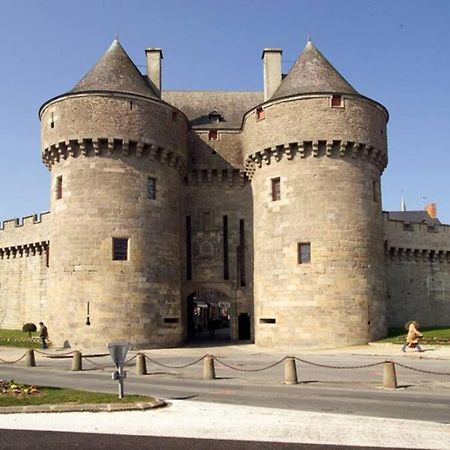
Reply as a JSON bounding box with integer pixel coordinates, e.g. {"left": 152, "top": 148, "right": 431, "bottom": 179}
{"left": 135, "top": 353, "right": 147, "bottom": 375}
{"left": 25, "top": 349, "right": 36, "bottom": 367}
{"left": 284, "top": 357, "right": 298, "bottom": 385}
{"left": 71, "top": 350, "right": 83, "bottom": 371}
{"left": 383, "top": 361, "right": 398, "bottom": 389}
{"left": 203, "top": 355, "right": 216, "bottom": 380}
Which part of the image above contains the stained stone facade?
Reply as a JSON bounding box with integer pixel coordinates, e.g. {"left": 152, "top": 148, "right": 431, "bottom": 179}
{"left": 0, "top": 39, "right": 449, "bottom": 349}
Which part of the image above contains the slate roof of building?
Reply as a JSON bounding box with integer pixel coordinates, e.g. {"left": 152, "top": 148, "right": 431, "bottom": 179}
{"left": 162, "top": 91, "right": 263, "bottom": 129}
{"left": 271, "top": 40, "right": 358, "bottom": 100}
{"left": 71, "top": 39, "right": 159, "bottom": 98}
{"left": 388, "top": 211, "right": 441, "bottom": 225}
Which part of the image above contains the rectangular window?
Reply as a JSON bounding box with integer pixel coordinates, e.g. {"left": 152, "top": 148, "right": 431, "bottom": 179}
{"left": 331, "top": 95, "right": 343, "bottom": 107}
{"left": 113, "top": 238, "right": 129, "bottom": 261}
{"left": 256, "top": 107, "right": 265, "bottom": 120}
{"left": 147, "top": 177, "right": 156, "bottom": 200}
{"left": 271, "top": 177, "right": 281, "bottom": 201}
{"left": 56, "top": 176, "right": 63, "bottom": 200}
{"left": 298, "top": 242, "right": 311, "bottom": 264}
{"left": 208, "top": 130, "right": 218, "bottom": 141}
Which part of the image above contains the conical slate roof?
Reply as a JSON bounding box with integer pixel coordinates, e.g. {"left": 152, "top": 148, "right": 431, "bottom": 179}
{"left": 271, "top": 40, "right": 358, "bottom": 100}
{"left": 71, "top": 39, "right": 158, "bottom": 98}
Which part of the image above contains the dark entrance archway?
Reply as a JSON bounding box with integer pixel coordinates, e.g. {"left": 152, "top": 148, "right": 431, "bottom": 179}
{"left": 186, "top": 288, "right": 231, "bottom": 344}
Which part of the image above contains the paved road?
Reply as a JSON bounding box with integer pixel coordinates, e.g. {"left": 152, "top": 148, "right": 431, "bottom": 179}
{"left": 0, "top": 429, "right": 407, "bottom": 450}
{"left": 1, "top": 352, "right": 450, "bottom": 422}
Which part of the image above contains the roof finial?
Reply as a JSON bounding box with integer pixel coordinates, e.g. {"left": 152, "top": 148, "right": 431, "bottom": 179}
{"left": 307, "top": 35, "right": 312, "bottom": 42}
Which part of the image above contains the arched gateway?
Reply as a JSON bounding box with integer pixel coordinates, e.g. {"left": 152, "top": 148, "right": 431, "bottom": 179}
{"left": 186, "top": 288, "right": 232, "bottom": 343}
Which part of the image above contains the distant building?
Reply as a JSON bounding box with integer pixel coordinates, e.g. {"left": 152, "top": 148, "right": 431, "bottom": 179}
{"left": 0, "top": 39, "right": 449, "bottom": 348}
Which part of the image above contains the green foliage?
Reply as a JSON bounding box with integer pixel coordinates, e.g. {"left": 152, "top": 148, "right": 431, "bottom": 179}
{"left": 378, "top": 326, "right": 450, "bottom": 344}
{"left": 0, "top": 380, "right": 155, "bottom": 407}
{"left": 0, "top": 328, "right": 40, "bottom": 349}
{"left": 22, "top": 323, "right": 37, "bottom": 338}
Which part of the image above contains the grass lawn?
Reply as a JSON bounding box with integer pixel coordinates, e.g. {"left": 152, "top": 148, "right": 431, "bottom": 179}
{"left": 0, "top": 382, "right": 155, "bottom": 407}
{"left": 0, "top": 329, "right": 41, "bottom": 349}
{"left": 377, "top": 326, "right": 450, "bottom": 345}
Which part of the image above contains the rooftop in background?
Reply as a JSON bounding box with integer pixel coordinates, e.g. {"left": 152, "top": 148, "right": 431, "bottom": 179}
{"left": 162, "top": 91, "right": 263, "bottom": 129}
{"left": 388, "top": 203, "right": 441, "bottom": 225}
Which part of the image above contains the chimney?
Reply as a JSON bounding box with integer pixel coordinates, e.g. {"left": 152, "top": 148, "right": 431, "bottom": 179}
{"left": 262, "top": 48, "right": 282, "bottom": 101}
{"left": 145, "top": 48, "right": 163, "bottom": 97}
{"left": 425, "top": 203, "right": 437, "bottom": 219}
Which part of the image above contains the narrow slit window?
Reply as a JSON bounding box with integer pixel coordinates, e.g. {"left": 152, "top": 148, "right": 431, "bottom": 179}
{"left": 56, "top": 176, "right": 63, "bottom": 200}
{"left": 298, "top": 242, "right": 311, "bottom": 264}
{"left": 260, "top": 318, "right": 276, "bottom": 324}
{"left": 172, "top": 110, "right": 178, "bottom": 121}
{"left": 147, "top": 177, "right": 156, "bottom": 200}
{"left": 186, "top": 216, "right": 192, "bottom": 280}
{"left": 271, "top": 177, "right": 281, "bottom": 201}
{"left": 372, "top": 180, "right": 380, "bottom": 202}
{"left": 331, "top": 95, "right": 343, "bottom": 107}
{"left": 50, "top": 112, "right": 55, "bottom": 129}
{"left": 113, "top": 238, "right": 129, "bottom": 261}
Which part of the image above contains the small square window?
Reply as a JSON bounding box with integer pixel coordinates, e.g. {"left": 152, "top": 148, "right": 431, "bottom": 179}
{"left": 113, "top": 238, "right": 129, "bottom": 261}
{"left": 331, "top": 95, "right": 343, "bottom": 107}
{"left": 256, "top": 107, "right": 265, "bottom": 120}
{"left": 56, "top": 176, "right": 63, "bottom": 200}
{"left": 147, "top": 177, "right": 156, "bottom": 200}
{"left": 298, "top": 242, "right": 311, "bottom": 264}
{"left": 271, "top": 177, "right": 281, "bottom": 201}
{"left": 208, "top": 130, "right": 218, "bottom": 141}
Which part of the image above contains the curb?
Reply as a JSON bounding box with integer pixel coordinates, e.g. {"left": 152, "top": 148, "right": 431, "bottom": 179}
{"left": 0, "top": 398, "right": 167, "bottom": 414}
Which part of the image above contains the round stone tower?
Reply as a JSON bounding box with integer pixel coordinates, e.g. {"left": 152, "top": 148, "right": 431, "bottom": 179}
{"left": 243, "top": 41, "right": 389, "bottom": 348}
{"left": 39, "top": 39, "right": 188, "bottom": 348}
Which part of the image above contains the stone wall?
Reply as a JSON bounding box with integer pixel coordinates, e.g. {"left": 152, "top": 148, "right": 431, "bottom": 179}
{"left": 244, "top": 95, "right": 388, "bottom": 348}
{"left": 181, "top": 130, "right": 254, "bottom": 341}
{"left": 0, "top": 213, "right": 50, "bottom": 329}
{"left": 41, "top": 92, "right": 189, "bottom": 349}
{"left": 383, "top": 214, "right": 450, "bottom": 328}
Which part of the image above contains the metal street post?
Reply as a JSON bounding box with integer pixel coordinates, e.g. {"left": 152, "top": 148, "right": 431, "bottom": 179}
{"left": 107, "top": 342, "right": 129, "bottom": 399}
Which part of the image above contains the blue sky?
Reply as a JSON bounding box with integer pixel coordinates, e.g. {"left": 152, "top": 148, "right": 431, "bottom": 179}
{"left": 1, "top": 0, "right": 449, "bottom": 222}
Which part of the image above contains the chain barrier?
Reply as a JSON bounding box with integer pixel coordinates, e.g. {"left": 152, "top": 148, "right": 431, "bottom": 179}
{"left": 392, "top": 360, "right": 450, "bottom": 376}
{"left": 144, "top": 354, "right": 208, "bottom": 369}
{"left": 0, "top": 353, "right": 27, "bottom": 365}
{"left": 294, "top": 356, "right": 386, "bottom": 370}
{"left": 34, "top": 349, "right": 76, "bottom": 357}
{"left": 83, "top": 357, "right": 111, "bottom": 370}
{"left": 213, "top": 356, "right": 287, "bottom": 372}
{"left": 124, "top": 354, "right": 138, "bottom": 365}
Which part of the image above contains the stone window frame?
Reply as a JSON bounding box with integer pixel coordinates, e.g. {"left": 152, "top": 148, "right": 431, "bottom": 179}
{"left": 297, "top": 242, "right": 311, "bottom": 264}
{"left": 256, "top": 107, "right": 265, "bottom": 121}
{"left": 112, "top": 237, "right": 130, "bottom": 261}
{"left": 147, "top": 176, "right": 157, "bottom": 200}
{"left": 55, "top": 175, "right": 63, "bottom": 200}
{"left": 271, "top": 177, "right": 281, "bottom": 201}
{"left": 330, "top": 95, "right": 344, "bottom": 108}
{"left": 208, "top": 130, "right": 219, "bottom": 141}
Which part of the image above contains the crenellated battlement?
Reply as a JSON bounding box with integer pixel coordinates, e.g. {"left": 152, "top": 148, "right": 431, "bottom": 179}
{"left": 185, "top": 168, "right": 249, "bottom": 187}
{"left": 0, "top": 212, "right": 50, "bottom": 250}
{"left": 244, "top": 140, "right": 387, "bottom": 179}
{"left": 41, "top": 137, "right": 188, "bottom": 176}
{"left": 383, "top": 212, "right": 450, "bottom": 262}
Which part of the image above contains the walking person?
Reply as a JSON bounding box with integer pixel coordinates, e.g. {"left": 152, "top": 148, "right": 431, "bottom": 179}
{"left": 39, "top": 321, "right": 48, "bottom": 349}
{"left": 401, "top": 320, "right": 423, "bottom": 352}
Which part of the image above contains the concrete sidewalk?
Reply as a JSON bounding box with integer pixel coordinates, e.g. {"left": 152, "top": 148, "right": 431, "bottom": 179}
{"left": 1, "top": 341, "right": 450, "bottom": 364}
{"left": 1, "top": 399, "right": 449, "bottom": 449}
